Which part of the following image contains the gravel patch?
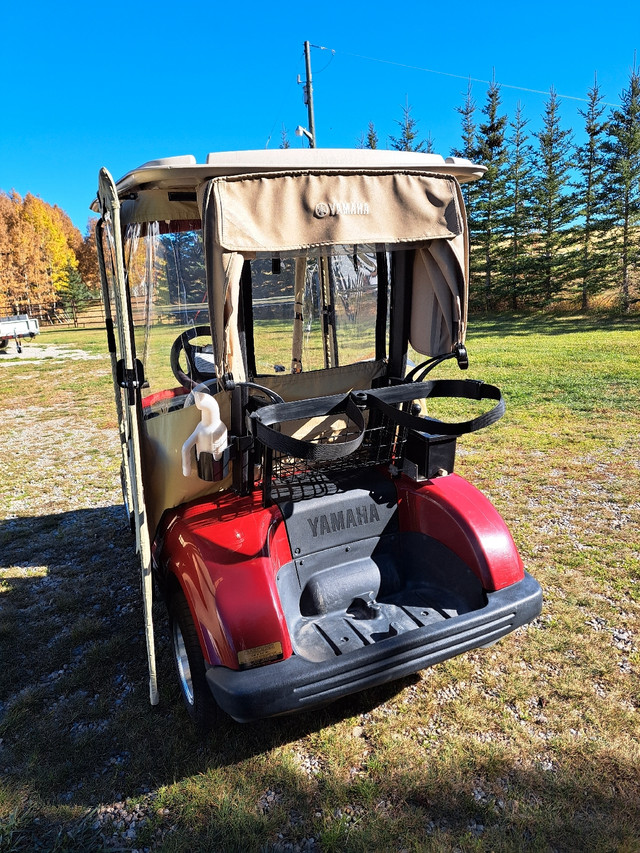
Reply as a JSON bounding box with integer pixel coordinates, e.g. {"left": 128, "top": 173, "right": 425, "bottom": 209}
{"left": 92, "top": 792, "right": 177, "bottom": 851}
{"left": 0, "top": 342, "right": 103, "bottom": 363}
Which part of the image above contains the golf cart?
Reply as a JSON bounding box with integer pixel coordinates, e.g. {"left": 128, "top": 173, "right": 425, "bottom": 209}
{"left": 93, "top": 149, "right": 542, "bottom": 727}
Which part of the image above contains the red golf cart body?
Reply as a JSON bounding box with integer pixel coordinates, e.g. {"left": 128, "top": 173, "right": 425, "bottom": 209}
{"left": 93, "top": 150, "right": 541, "bottom": 725}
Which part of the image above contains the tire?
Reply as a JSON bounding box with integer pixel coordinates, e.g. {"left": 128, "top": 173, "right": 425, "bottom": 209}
{"left": 168, "top": 589, "right": 219, "bottom": 731}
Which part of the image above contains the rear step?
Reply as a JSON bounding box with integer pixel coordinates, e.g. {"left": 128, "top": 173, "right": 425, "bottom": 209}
{"left": 275, "top": 467, "right": 488, "bottom": 664}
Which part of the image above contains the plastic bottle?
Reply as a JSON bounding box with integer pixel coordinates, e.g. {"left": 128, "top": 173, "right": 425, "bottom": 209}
{"left": 181, "top": 392, "right": 228, "bottom": 478}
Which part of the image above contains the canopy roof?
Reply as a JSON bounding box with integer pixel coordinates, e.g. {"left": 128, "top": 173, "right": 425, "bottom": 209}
{"left": 91, "top": 149, "right": 485, "bottom": 227}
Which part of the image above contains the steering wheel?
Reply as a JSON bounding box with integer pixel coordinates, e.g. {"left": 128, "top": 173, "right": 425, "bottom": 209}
{"left": 170, "top": 325, "right": 217, "bottom": 390}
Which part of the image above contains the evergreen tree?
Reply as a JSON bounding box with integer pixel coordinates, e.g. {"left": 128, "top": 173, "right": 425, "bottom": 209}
{"left": 59, "top": 263, "right": 92, "bottom": 326}
{"left": 366, "top": 121, "right": 378, "bottom": 149}
{"left": 390, "top": 100, "right": 427, "bottom": 151}
{"left": 573, "top": 76, "right": 611, "bottom": 310}
{"left": 503, "top": 103, "right": 536, "bottom": 309}
{"left": 455, "top": 79, "right": 477, "bottom": 159}
{"left": 279, "top": 125, "right": 291, "bottom": 149}
{"left": 471, "top": 80, "right": 509, "bottom": 310}
{"left": 454, "top": 79, "right": 479, "bottom": 212}
{"left": 531, "top": 89, "right": 575, "bottom": 303}
{"left": 603, "top": 64, "right": 640, "bottom": 312}
{"left": 357, "top": 122, "right": 378, "bottom": 150}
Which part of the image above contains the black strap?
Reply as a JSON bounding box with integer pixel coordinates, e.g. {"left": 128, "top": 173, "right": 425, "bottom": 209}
{"left": 251, "top": 393, "right": 366, "bottom": 462}
{"left": 367, "top": 379, "right": 505, "bottom": 436}
{"left": 404, "top": 352, "right": 456, "bottom": 383}
{"left": 240, "top": 260, "right": 256, "bottom": 380}
{"left": 375, "top": 250, "right": 389, "bottom": 363}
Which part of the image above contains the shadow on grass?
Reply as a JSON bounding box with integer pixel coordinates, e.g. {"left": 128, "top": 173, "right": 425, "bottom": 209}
{"left": 467, "top": 311, "right": 639, "bottom": 340}
{"left": 0, "top": 507, "right": 412, "bottom": 802}
{"left": 2, "top": 507, "right": 640, "bottom": 851}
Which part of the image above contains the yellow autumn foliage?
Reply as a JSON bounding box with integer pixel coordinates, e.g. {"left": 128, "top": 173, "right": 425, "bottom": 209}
{"left": 0, "top": 191, "right": 95, "bottom": 317}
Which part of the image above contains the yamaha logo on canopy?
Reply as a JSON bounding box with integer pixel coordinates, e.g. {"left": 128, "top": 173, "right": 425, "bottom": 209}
{"left": 314, "top": 201, "right": 370, "bottom": 218}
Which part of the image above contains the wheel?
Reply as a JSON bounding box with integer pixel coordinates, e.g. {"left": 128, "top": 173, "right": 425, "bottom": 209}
{"left": 169, "top": 325, "right": 217, "bottom": 389}
{"left": 168, "top": 588, "right": 219, "bottom": 731}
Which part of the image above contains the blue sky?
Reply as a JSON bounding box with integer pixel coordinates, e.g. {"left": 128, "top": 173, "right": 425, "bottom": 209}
{"left": 1, "top": 0, "right": 638, "bottom": 233}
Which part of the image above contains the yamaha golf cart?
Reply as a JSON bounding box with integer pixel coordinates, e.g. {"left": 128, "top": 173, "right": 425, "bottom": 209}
{"left": 93, "top": 149, "right": 542, "bottom": 727}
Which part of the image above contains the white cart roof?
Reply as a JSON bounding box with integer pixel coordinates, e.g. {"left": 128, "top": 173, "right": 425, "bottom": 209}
{"left": 91, "top": 149, "right": 485, "bottom": 225}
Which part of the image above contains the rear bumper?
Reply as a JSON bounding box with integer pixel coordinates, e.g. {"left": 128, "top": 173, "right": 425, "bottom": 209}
{"left": 206, "top": 571, "right": 542, "bottom": 723}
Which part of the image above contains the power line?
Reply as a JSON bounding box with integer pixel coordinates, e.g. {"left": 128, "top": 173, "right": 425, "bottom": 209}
{"left": 311, "top": 44, "right": 621, "bottom": 107}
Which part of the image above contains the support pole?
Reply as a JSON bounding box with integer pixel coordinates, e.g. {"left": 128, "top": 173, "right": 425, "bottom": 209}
{"left": 303, "top": 41, "right": 316, "bottom": 148}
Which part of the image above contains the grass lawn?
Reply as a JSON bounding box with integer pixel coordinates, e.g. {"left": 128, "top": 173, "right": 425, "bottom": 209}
{"left": 0, "top": 314, "right": 639, "bottom": 852}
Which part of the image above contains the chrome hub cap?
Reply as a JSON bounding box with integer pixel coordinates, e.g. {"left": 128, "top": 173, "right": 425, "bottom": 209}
{"left": 172, "top": 622, "right": 194, "bottom": 705}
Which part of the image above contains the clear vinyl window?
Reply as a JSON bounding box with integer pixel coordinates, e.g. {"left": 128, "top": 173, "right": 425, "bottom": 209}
{"left": 250, "top": 247, "right": 387, "bottom": 377}
{"left": 124, "top": 221, "right": 207, "bottom": 395}
{"left": 121, "top": 224, "right": 389, "bottom": 396}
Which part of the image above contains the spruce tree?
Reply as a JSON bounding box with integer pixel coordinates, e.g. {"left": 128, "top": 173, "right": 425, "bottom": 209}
{"left": 366, "top": 121, "right": 378, "bottom": 150}
{"left": 471, "top": 80, "right": 509, "bottom": 311}
{"left": 455, "top": 79, "right": 478, "bottom": 159}
{"left": 280, "top": 125, "right": 291, "bottom": 149}
{"left": 390, "top": 100, "right": 427, "bottom": 152}
{"left": 454, "top": 79, "right": 479, "bottom": 214}
{"left": 60, "top": 263, "right": 91, "bottom": 327}
{"left": 503, "top": 103, "right": 536, "bottom": 309}
{"left": 573, "top": 76, "right": 611, "bottom": 310}
{"left": 357, "top": 122, "right": 378, "bottom": 149}
{"left": 531, "top": 89, "right": 575, "bottom": 303}
{"left": 603, "top": 64, "right": 640, "bottom": 312}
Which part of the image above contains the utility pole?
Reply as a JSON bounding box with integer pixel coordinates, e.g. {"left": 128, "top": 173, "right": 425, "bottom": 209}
{"left": 302, "top": 40, "right": 316, "bottom": 147}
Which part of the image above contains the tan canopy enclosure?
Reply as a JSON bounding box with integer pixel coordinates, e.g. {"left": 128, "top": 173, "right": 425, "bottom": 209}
{"left": 199, "top": 169, "right": 469, "bottom": 383}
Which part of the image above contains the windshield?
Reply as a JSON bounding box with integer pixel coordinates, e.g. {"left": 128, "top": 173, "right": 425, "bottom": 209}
{"left": 122, "top": 221, "right": 390, "bottom": 396}
{"left": 249, "top": 247, "right": 387, "bottom": 377}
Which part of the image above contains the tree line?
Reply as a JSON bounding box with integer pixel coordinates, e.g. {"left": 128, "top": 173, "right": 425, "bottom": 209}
{"left": 359, "top": 68, "right": 640, "bottom": 313}
{"left": 0, "top": 192, "right": 98, "bottom": 322}
{"left": 3, "top": 66, "right": 639, "bottom": 323}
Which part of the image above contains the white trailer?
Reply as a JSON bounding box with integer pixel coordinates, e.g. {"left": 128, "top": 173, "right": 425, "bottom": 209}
{"left": 0, "top": 315, "right": 40, "bottom": 353}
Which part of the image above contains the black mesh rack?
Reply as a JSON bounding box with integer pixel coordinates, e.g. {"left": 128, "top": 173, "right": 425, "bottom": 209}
{"left": 251, "top": 390, "right": 409, "bottom": 505}
{"left": 264, "top": 416, "right": 408, "bottom": 504}
{"left": 249, "top": 379, "right": 505, "bottom": 506}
